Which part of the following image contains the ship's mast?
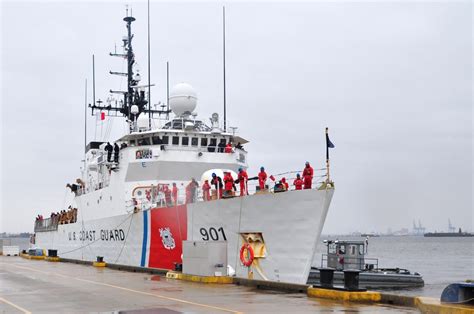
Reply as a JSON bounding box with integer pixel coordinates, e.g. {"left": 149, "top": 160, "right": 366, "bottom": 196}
{"left": 89, "top": 11, "right": 170, "bottom": 133}
{"left": 124, "top": 14, "right": 135, "bottom": 125}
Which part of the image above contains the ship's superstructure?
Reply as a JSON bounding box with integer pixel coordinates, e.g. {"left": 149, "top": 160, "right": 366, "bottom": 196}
{"left": 33, "top": 12, "right": 335, "bottom": 285}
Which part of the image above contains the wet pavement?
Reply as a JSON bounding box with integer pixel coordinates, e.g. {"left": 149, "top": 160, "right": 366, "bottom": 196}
{"left": 0, "top": 256, "right": 417, "bottom": 313}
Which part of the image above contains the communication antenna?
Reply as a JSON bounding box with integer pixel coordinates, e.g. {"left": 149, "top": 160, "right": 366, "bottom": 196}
{"left": 222, "top": 6, "right": 227, "bottom": 132}
{"left": 92, "top": 55, "right": 96, "bottom": 112}
{"left": 147, "top": 0, "right": 152, "bottom": 129}
{"left": 166, "top": 61, "right": 170, "bottom": 120}
{"left": 84, "top": 79, "right": 87, "bottom": 158}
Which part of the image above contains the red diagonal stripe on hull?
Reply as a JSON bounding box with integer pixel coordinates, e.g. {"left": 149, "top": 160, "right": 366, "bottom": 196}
{"left": 148, "top": 205, "right": 187, "bottom": 269}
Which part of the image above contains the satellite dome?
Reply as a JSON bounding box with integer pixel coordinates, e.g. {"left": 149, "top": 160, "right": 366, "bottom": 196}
{"left": 169, "top": 83, "right": 197, "bottom": 117}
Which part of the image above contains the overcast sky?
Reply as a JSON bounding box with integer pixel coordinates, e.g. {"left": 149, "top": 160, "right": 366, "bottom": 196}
{"left": 1, "top": 1, "right": 472, "bottom": 234}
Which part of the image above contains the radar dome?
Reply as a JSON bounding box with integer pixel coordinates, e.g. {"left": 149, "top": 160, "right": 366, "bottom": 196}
{"left": 169, "top": 83, "right": 197, "bottom": 117}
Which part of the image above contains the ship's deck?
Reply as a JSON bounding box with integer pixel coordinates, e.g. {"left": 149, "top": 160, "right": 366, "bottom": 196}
{"left": 0, "top": 256, "right": 416, "bottom": 313}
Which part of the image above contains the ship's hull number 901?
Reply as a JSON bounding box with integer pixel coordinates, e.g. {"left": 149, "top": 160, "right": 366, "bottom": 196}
{"left": 199, "top": 227, "right": 227, "bottom": 241}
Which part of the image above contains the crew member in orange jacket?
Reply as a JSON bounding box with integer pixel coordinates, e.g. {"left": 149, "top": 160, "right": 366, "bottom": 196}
{"left": 293, "top": 174, "right": 303, "bottom": 190}
{"left": 302, "top": 161, "right": 314, "bottom": 189}
{"left": 238, "top": 167, "right": 248, "bottom": 196}
{"left": 258, "top": 166, "right": 267, "bottom": 190}
{"left": 202, "top": 180, "right": 211, "bottom": 201}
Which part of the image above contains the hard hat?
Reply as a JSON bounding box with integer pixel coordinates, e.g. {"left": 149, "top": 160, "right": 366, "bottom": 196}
{"left": 238, "top": 167, "right": 242, "bottom": 171}
{"left": 260, "top": 166, "right": 265, "bottom": 171}
{"left": 305, "top": 161, "right": 310, "bottom": 165}
{"left": 297, "top": 173, "right": 301, "bottom": 177}
{"left": 212, "top": 173, "right": 216, "bottom": 177}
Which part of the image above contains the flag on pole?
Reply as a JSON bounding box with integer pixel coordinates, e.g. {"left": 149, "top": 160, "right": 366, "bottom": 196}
{"left": 325, "top": 127, "right": 335, "bottom": 160}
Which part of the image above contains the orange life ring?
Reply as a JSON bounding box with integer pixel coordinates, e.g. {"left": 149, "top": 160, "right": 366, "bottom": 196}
{"left": 240, "top": 243, "right": 254, "bottom": 267}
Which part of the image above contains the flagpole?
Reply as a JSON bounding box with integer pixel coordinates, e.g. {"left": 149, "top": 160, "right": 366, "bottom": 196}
{"left": 326, "top": 127, "right": 330, "bottom": 183}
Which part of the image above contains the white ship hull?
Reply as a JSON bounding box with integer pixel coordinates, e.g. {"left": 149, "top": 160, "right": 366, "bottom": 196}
{"left": 35, "top": 188, "right": 333, "bottom": 284}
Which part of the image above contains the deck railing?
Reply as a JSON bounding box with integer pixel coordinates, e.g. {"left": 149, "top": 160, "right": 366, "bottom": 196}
{"left": 34, "top": 217, "right": 59, "bottom": 232}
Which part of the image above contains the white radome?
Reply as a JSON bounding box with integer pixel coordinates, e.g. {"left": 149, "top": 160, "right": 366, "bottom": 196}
{"left": 137, "top": 114, "right": 149, "bottom": 130}
{"left": 169, "top": 83, "right": 197, "bottom": 117}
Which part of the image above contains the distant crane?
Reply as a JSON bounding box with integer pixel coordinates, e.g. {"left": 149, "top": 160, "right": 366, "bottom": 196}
{"left": 448, "top": 219, "right": 456, "bottom": 233}
{"left": 413, "top": 220, "right": 426, "bottom": 236}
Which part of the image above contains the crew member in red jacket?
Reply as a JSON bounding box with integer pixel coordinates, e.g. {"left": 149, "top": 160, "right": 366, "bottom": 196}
{"left": 302, "top": 161, "right": 314, "bottom": 189}
{"left": 224, "top": 142, "right": 233, "bottom": 153}
{"left": 293, "top": 174, "right": 303, "bottom": 190}
{"left": 224, "top": 172, "right": 234, "bottom": 195}
{"left": 238, "top": 167, "right": 248, "bottom": 196}
{"left": 281, "top": 177, "right": 289, "bottom": 190}
{"left": 258, "top": 166, "right": 267, "bottom": 190}
{"left": 172, "top": 182, "right": 178, "bottom": 206}
{"left": 202, "top": 180, "right": 211, "bottom": 201}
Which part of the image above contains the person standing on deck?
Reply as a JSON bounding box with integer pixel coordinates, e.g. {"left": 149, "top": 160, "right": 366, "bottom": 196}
{"left": 258, "top": 167, "right": 267, "bottom": 190}
{"left": 224, "top": 172, "right": 234, "bottom": 196}
{"left": 172, "top": 183, "right": 178, "bottom": 206}
{"left": 302, "top": 161, "right": 314, "bottom": 189}
{"left": 211, "top": 173, "right": 223, "bottom": 199}
{"left": 202, "top": 180, "right": 211, "bottom": 201}
{"left": 105, "top": 142, "right": 113, "bottom": 162}
{"left": 224, "top": 142, "right": 233, "bottom": 153}
{"left": 281, "top": 177, "right": 289, "bottom": 191}
{"left": 113, "top": 143, "right": 120, "bottom": 163}
{"left": 238, "top": 167, "right": 248, "bottom": 196}
{"left": 293, "top": 174, "right": 303, "bottom": 190}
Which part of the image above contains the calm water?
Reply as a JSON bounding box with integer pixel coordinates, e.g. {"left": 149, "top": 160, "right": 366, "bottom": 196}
{"left": 314, "top": 235, "right": 474, "bottom": 297}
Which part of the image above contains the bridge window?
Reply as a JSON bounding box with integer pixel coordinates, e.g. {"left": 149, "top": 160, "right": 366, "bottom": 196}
{"left": 162, "top": 136, "right": 169, "bottom": 144}
{"left": 172, "top": 136, "right": 179, "bottom": 145}
{"left": 182, "top": 137, "right": 189, "bottom": 146}
{"left": 210, "top": 138, "right": 217, "bottom": 147}
{"left": 152, "top": 136, "right": 162, "bottom": 145}
{"left": 138, "top": 138, "right": 150, "bottom": 146}
{"left": 191, "top": 137, "right": 199, "bottom": 146}
{"left": 201, "top": 138, "right": 208, "bottom": 146}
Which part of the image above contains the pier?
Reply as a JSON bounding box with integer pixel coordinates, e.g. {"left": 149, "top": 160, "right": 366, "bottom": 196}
{"left": 0, "top": 256, "right": 419, "bottom": 313}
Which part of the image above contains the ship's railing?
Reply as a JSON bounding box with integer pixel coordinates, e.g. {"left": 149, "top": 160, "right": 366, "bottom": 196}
{"left": 320, "top": 254, "right": 379, "bottom": 270}
{"left": 133, "top": 168, "right": 330, "bottom": 211}
{"left": 34, "top": 217, "right": 59, "bottom": 232}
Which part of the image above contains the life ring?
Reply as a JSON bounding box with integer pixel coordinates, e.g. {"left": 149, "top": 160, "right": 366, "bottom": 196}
{"left": 240, "top": 243, "right": 254, "bottom": 267}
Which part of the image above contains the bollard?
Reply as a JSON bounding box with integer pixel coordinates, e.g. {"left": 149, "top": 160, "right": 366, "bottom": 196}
{"left": 48, "top": 249, "right": 58, "bottom": 257}
{"left": 343, "top": 269, "right": 361, "bottom": 291}
{"left": 97, "top": 256, "right": 104, "bottom": 263}
{"left": 319, "top": 268, "right": 335, "bottom": 287}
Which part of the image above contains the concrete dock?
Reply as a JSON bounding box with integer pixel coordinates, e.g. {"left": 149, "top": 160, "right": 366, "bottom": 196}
{"left": 0, "top": 256, "right": 417, "bottom": 313}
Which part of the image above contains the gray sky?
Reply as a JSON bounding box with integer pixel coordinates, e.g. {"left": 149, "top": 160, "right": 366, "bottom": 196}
{"left": 1, "top": 1, "right": 472, "bottom": 234}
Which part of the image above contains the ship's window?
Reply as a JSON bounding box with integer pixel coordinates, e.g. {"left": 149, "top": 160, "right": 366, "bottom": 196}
{"left": 328, "top": 243, "right": 336, "bottom": 254}
{"left": 338, "top": 245, "right": 345, "bottom": 254}
{"left": 129, "top": 139, "right": 136, "bottom": 146}
{"left": 152, "top": 136, "right": 163, "bottom": 145}
{"left": 172, "top": 136, "right": 179, "bottom": 145}
{"left": 359, "top": 245, "right": 364, "bottom": 255}
{"left": 162, "top": 136, "right": 169, "bottom": 144}
{"left": 191, "top": 137, "right": 199, "bottom": 146}
{"left": 219, "top": 138, "right": 226, "bottom": 145}
{"left": 138, "top": 138, "right": 150, "bottom": 146}
{"left": 210, "top": 138, "right": 217, "bottom": 146}
{"left": 182, "top": 137, "right": 189, "bottom": 146}
{"left": 201, "top": 138, "right": 208, "bottom": 147}
{"left": 350, "top": 245, "right": 356, "bottom": 255}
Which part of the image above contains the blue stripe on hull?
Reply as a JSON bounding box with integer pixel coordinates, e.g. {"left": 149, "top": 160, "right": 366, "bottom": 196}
{"left": 140, "top": 210, "right": 148, "bottom": 267}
